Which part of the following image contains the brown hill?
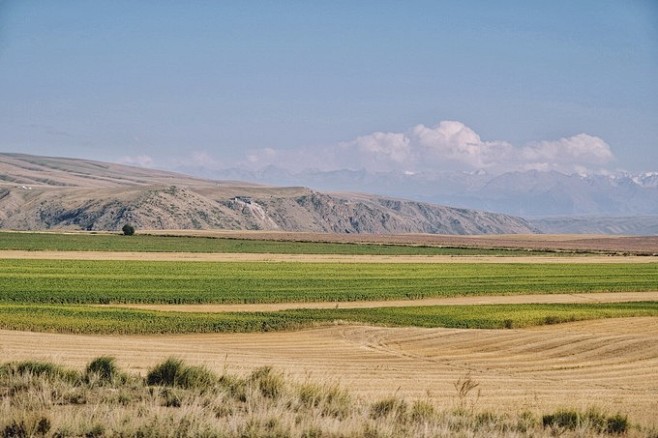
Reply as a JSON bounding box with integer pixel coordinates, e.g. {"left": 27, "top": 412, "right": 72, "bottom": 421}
{"left": 0, "top": 153, "right": 536, "bottom": 234}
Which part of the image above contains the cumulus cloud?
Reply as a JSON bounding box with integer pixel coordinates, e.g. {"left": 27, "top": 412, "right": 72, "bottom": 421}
{"left": 338, "top": 132, "right": 413, "bottom": 171}
{"left": 412, "top": 121, "right": 514, "bottom": 169}
{"left": 242, "top": 120, "right": 616, "bottom": 175}
{"left": 519, "top": 134, "right": 614, "bottom": 170}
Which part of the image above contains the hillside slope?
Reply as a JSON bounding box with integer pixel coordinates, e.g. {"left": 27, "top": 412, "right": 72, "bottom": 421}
{"left": 0, "top": 153, "right": 536, "bottom": 234}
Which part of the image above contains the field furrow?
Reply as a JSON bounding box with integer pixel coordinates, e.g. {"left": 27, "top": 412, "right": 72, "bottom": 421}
{"left": 2, "top": 318, "right": 658, "bottom": 426}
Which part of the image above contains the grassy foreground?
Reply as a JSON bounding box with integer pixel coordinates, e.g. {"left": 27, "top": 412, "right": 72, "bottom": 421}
{"left": 0, "top": 357, "right": 643, "bottom": 437}
{"left": 2, "top": 259, "right": 657, "bottom": 304}
{"left": 0, "top": 231, "right": 546, "bottom": 255}
{"left": 1, "top": 302, "right": 657, "bottom": 334}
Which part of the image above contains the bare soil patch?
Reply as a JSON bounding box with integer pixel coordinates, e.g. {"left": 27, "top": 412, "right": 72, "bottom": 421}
{"left": 2, "top": 318, "right": 657, "bottom": 426}
{"left": 112, "top": 291, "right": 658, "bottom": 313}
{"left": 2, "top": 249, "right": 657, "bottom": 264}
{"left": 146, "top": 230, "right": 658, "bottom": 254}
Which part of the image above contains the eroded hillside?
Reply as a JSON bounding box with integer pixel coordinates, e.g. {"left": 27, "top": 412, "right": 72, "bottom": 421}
{"left": 0, "top": 153, "right": 536, "bottom": 234}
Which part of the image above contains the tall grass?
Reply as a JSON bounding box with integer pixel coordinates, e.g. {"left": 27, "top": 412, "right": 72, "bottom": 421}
{"left": 0, "top": 358, "right": 642, "bottom": 437}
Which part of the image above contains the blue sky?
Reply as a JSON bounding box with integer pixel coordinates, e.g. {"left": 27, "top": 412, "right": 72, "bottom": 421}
{"left": 1, "top": 1, "right": 656, "bottom": 174}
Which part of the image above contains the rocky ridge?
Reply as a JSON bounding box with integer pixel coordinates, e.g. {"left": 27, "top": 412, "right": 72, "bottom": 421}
{"left": 0, "top": 153, "right": 536, "bottom": 234}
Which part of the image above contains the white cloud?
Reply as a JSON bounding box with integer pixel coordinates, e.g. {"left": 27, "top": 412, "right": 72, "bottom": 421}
{"left": 520, "top": 134, "right": 614, "bottom": 168}
{"left": 240, "top": 120, "right": 616, "bottom": 175}
{"left": 411, "top": 121, "right": 514, "bottom": 170}
{"left": 339, "top": 132, "right": 412, "bottom": 171}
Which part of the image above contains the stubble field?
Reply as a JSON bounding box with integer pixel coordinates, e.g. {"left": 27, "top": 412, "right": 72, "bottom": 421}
{"left": 4, "top": 317, "right": 658, "bottom": 424}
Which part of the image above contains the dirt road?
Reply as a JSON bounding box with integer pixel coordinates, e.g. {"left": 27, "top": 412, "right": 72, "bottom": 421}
{"left": 111, "top": 291, "right": 658, "bottom": 313}
{"left": 2, "top": 250, "right": 657, "bottom": 264}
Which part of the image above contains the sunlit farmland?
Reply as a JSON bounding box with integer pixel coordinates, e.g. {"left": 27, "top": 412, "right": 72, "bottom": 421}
{"left": 2, "top": 231, "right": 658, "bottom": 433}
{"left": 1, "top": 258, "right": 656, "bottom": 304}
{"left": 1, "top": 302, "right": 658, "bottom": 334}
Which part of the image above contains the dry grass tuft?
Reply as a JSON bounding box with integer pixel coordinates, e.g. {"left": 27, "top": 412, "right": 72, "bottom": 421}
{"left": 0, "top": 358, "right": 650, "bottom": 437}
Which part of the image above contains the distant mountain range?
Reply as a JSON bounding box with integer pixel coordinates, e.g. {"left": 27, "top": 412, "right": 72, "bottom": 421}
{"left": 181, "top": 166, "right": 658, "bottom": 218}
{"left": 3, "top": 153, "right": 656, "bottom": 235}
{"left": 0, "top": 153, "right": 536, "bottom": 235}
{"left": 530, "top": 216, "right": 658, "bottom": 236}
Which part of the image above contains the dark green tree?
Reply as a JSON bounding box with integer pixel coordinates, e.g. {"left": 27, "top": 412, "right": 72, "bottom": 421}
{"left": 121, "top": 224, "right": 135, "bottom": 236}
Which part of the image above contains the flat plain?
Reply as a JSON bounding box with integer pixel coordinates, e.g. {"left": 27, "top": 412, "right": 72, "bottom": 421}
{"left": 1, "top": 230, "right": 657, "bottom": 431}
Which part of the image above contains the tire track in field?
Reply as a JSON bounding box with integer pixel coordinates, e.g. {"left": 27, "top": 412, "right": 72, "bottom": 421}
{"left": 2, "top": 318, "right": 658, "bottom": 426}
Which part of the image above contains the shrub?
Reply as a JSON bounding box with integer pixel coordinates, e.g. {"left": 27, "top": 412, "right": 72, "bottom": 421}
{"left": 160, "top": 388, "right": 182, "bottom": 408}
{"left": 12, "top": 361, "right": 80, "bottom": 383}
{"left": 584, "top": 406, "right": 606, "bottom": 431}
{"left": 2, "top": 416, "right": 51, "bottom": 438}
{"left": 298, "top": 383, "right": 323, "bottom": 408}
{"left": 606, "top": 414, "right": 629, "bottom": 434}
{"left": 178, "top": 365, "right": 216, "bottom": 389}
{"left": 370, "top": 398, "right": 395, "bottom": 418}
{"left": 542, "top": 409, "right": 580, "bottom": 430}
{"left": 219, "top": 374, "right": 248, "bottom": 402}
{"left": 248, "top": 366, "right": 284, "bottom": 399}
{"left": 85, "top": 356, "right": 122, "bottom": 384}
{"left": 475, "top": 411, "right": 497, "bottom": 429}
{"left": 370, "top": 397, "right": 408, "bottom": 421}
{"left": 121, "top": 224, "right": 135, "bottom": 236}
{"left": 15, "top": 361, "right": 58, "bottom": 377}
{"left": 3, "top": 421, "right": 27, "bottom": 438}
{"left": 147, "top": 357, "right": 184, "bottom": 387}
{"left": 320, "top": 385, "right": 351, "bottom": 419}
{"left": 516, "top": 411, "right": 537, "bottom": 432}
{"left": 542, "top": 408, "right": 629, "bottom": 434}
{"left": 410, "top": 400, "right": 435, "bottom": 422}
{"left": 35, "top": 418, "right": 51, "bottom": 436}
{"left": 146, "top": 357, "right": 215, "bottom": 389}
{"left": 85, "top": 423, "right": 105, "bottom": 438}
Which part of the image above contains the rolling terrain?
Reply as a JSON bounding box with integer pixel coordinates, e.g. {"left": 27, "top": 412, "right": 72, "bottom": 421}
{"left": 0, "top": 153, "right": 536, "bottom": 234}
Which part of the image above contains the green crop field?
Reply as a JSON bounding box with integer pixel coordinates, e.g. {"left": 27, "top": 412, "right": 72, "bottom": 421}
{"left": 1, "top": 259, "right": 656, "bottom": 304}
{"left": 0, "top": 231, "right": 551, "bottom": 255}
{"left": 1, "top": 302, "right": 657, "bottom": 334}
{"left": 1, "top": 234, "right": 656, "bottom": 335}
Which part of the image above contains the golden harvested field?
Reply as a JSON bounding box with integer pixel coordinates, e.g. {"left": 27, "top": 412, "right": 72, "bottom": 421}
{"left": 2, "top": 318, "right": 658, "bottom": 427}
